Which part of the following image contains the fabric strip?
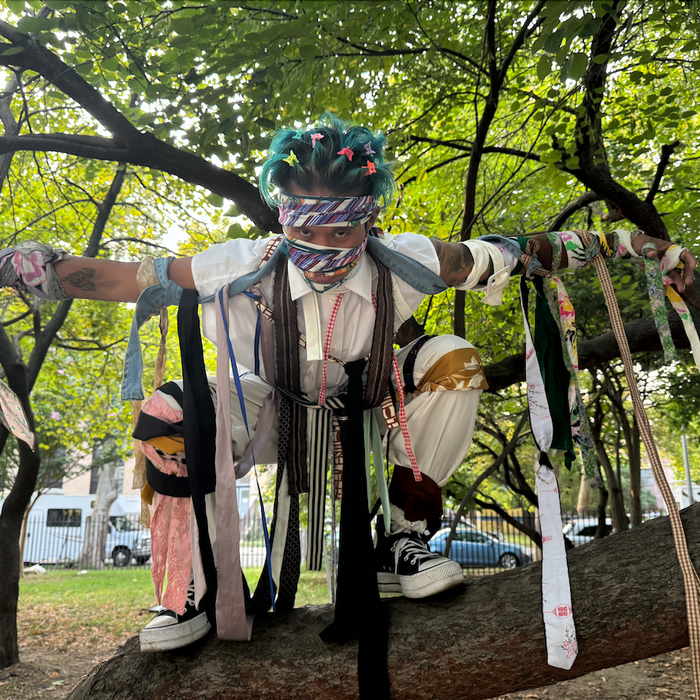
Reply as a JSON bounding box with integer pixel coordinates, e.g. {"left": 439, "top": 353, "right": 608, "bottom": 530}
{"left": 520, "top": 278, "right": 578, "bottom": 670}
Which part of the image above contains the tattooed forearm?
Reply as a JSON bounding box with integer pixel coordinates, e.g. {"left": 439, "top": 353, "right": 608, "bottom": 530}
{"left": 431, "top": 239, "right": 474, "bottom": 287}
{"left": 62, "top": 268, "right": 97, "bottom": 292}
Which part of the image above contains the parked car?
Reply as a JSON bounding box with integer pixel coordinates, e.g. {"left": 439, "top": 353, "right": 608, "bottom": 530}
{"left": 107, "top": 515, "right": 152, "bottom": 566}
{"left": 431, "top": 526, "right": 533, "bottom": 569}
{"left": 562, "top": 517, "right": 612, "bottom": 547}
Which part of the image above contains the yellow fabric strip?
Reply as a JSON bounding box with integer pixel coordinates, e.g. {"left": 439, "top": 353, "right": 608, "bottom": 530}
{"left": 415, "top": 347, "right": 489, "bottom": 393}
{"left": 147, "top": 434, "right": 185, "bottom": 454}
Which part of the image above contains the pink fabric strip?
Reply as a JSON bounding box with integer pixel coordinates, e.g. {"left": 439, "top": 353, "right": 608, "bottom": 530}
{"left": 141, "top": 394, "right": 191, "bottom": 616}
{"left": 369, "top": 291, "right": 421, "bottom": 481}
{"left": 319, "top": 293, "right": 344, "bottom": 406}
{"left": 214, "top": 285, "right": 251, "bottom": 641}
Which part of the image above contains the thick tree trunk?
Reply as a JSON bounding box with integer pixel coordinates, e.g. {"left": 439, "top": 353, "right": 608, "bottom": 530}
{"left": 68, "top": 504, "right": 700, "bottom": 700}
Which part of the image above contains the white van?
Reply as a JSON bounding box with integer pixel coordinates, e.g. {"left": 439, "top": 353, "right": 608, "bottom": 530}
{"left": 8, "top": 492, "right": 151, "bottom": 567}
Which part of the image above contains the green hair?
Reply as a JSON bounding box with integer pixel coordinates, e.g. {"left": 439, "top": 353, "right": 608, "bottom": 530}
{"left": 259, "top": 113, "right": 395, "bottom": 210}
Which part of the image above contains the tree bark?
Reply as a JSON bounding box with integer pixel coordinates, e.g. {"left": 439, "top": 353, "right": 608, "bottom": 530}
{"left": 482, "top": 312, "right": 694, "bottom": 392}
{"left": 0, "top": 163, "right": 128, "bottom": 668}
{"left": 81, "top": 441, "right": 119, "bottom": 569}
{"left": 68, "top": 503, "right": 700, "bottom": 700}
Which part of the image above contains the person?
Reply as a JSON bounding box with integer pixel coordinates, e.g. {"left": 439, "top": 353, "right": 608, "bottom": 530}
{"left": 2, "top": 116, "right": 696, "bottom": 661}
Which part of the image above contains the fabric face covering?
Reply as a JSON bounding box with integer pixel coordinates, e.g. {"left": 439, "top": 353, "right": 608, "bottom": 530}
{"left": 285, "top": 234, "right": 369, "bottom": 292}
{"left": 277, "top": 193, "right": 377, "bottom": 228}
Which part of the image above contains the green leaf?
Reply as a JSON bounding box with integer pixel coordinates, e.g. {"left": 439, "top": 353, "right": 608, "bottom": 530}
{"left": 224, "top": 204, "right": 240, "bottom": 217}
{"left": 592, "top": 53, "right": 608, "bottom": 64}
{"left": 568, "top": 53, "right": 588, "bottom": 81}
{"left": 577, "top": 16, "right": 602, "bottom": 38}
{"left": 73, "top": 62, "right": 92, "bottom": 76}
{"left": 207, "top": 193, "right": 224, "bottom": 207}
{"left": 543, "top": 30, "right": 563, "bottom": 54}
{"left": 255, "top": 117, "right": 275, "bottom": 129}
{"left": 6, "top": 0, "right": 24, "bottom": 15}
{"left": 171, "top": 17, "right": 195, "bottom": 34}
{"left": 227, "top": 223, "right": 247, "bottom": 238}
{"left": 299, "top": 44, "right": 316, "bottom": 60}
{"left": 1, "top": 47, "right": 24, "bottom": 57}
{"left": 17, "top": 16, "right": 58, "bottom": 33}
{"left": 564, "top": 156, "right": 580, "bottom": 169}
{"left": 537, "top": 55, "right": 551, "bottom": 82}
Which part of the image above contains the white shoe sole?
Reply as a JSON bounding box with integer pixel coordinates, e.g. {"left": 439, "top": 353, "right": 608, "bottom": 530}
{"left": 139, "top": 613, "right": 212, "bottom": 652}
{"left": 378, "top": 561, "right": 464, "bottom": 599}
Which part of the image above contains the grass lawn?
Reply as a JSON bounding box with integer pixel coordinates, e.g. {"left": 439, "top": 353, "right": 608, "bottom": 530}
{"left": 18, "top": 566, "right": 332, "bottom": 644}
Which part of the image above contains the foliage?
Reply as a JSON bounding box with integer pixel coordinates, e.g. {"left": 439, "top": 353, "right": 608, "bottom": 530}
{"left": 0, "top": 2, "right": 699, "bottom": 664}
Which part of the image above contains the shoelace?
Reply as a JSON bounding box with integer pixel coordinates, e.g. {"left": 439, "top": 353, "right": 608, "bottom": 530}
{"left": 391, "top": 536, "right": 434, "bottom": 566}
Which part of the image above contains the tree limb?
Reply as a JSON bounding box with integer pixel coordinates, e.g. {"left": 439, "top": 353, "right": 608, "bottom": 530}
{"left": 442, "top": 412, "right": 528, "bottom": 557}
{"left": 547, "top": 191, "right": 602, "bottom": 231}
{"left": 646, "top": 140, "right": 681, "bottom": 203}
{"left": 482, "top": 312, "right": 694, "bottom": 392}
{"left": 66, "top": 504, "right": 700, "bottom": 700}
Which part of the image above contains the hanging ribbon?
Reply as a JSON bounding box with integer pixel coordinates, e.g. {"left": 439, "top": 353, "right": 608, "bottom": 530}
{"left": 520, "top": 278, "right": 578, "bottom": 671}
{"left": 0, "top": 379, "right": 35, "bottom": 449}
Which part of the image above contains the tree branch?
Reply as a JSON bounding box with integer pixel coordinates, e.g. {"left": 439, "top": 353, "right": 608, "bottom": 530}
{"left": 547, "top": 191, "right": 602, "bottom": 231}
{"left": 646, "top": 140, "right": 681, "bottom": 203}
{"left": 483, "top": 312, "right": 695, "bottom": 392}
{"left": 66, "top": 505, "right": 700, "bottom": 700}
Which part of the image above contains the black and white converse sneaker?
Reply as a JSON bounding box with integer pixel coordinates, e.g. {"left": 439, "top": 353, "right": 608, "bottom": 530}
{"left": 139, "top": 581, "right": 211, "bottom": 652}
{"left": 376, "top": 530, "right": 464, "bottom": 599}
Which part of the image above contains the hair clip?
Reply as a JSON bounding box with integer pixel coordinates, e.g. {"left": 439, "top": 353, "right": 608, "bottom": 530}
{"left": 362, "top": 161, "right": 377, "bottom": 176}
{"left": 337, "top": 147, "right": 354, "bottom": 161}
{"left": 283, "top": 150, "right": 300, "bottom": 167}
{"left": 311, "top": 133, "right": 324, "bottom": 148}
{"left": 292, "top": 129, "right": 304, "bottom": 141}
{"left": 363, "top": 141, "right": 376, "bottom": 156}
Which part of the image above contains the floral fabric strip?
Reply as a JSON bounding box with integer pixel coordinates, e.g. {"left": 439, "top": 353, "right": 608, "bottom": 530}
{"left": 642, "top": 242, "right": 678, "bottom": 364}
{"left": 666, "top": 287, "right": 700, "bottom": 373}
{"left": 547, "top": 277, "right": 599, "bottom": 485}
{"left": 0, "top": 241, "right": 70, "bottom": 301}
{"left": 0, "top": 380, "right": 35, "bottom": 449}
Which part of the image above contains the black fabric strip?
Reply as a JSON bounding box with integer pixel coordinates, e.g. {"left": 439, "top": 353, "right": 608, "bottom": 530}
{"left": 178, "top": 289, "right": 218, "bottom": 626}
{"left": 158, "top": 381, "right": 184, "bottom": 404}
{"left": 402, "top": 334, "right": 434, "bottom": 394}
{"left": 320, "top": 358, "right": 390, "bottom": 700}
{"left": 133, "top": 411, "right": 184, "bottom": 441}
{"left": 146, "top": 459, "right": 191, "bottom": 498}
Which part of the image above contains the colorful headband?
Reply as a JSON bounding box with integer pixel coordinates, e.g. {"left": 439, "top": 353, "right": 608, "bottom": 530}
{"left": 277, "top": 193, "right": 377, "bottom": 227}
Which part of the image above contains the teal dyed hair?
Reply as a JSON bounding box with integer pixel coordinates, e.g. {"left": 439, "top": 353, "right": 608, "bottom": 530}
{"left": 259, "top": 113, "right": 395, "bottom": 210}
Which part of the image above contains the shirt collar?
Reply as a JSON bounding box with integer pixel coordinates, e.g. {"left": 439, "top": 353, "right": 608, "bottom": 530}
{"left": 287, "top": 252, "right": 374, "bottom": 303}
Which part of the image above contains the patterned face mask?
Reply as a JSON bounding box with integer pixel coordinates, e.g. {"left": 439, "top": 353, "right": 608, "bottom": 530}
{"left": 285, "top": 234, "right": 369, "bottom": 292}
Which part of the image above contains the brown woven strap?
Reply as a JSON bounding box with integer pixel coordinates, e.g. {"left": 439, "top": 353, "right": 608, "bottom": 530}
{"left": 363, "top": 257, "right": 395, "bottom": 408}
{"left": 581, "top": 231, "right": 700, "bottom": 695}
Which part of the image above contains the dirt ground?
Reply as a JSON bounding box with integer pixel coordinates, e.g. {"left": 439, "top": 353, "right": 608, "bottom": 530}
{"left": 0, "top": 632, "right": 694, "bottom": 700}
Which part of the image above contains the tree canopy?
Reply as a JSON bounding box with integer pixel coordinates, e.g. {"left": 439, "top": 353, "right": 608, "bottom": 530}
{"left": 1, "top": 0, "right": 700, "bottom": 675}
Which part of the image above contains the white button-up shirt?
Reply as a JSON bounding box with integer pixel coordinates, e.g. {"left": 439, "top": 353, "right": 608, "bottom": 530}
{"left": 191, "top": 232, "right": 440, "bottom": 402}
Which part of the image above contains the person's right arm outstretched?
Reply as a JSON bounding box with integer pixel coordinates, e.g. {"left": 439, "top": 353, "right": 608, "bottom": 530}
{"left": 55, "top": 256, "right": 196, "bottom": 303}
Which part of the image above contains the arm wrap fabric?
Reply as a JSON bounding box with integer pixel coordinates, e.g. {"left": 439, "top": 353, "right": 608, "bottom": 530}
{"left": 0, "top": 240, "right": 70, "bottom": 301}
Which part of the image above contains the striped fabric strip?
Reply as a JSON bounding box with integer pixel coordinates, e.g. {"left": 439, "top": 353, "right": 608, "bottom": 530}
{"left": 581, "top": 231, "right": 700, "bottom": 699}
{"left": 306, "top": 408, "right": 331, "bottom": 571}
{"left": 277, "top": 193, "right": 376, "bottom": 228}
